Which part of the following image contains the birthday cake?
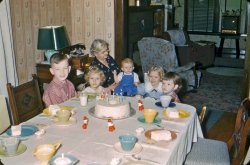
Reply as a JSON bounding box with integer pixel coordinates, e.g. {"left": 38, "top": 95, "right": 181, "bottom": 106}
{"left": 94, "top": 98, "right": 130, "bottom": 119}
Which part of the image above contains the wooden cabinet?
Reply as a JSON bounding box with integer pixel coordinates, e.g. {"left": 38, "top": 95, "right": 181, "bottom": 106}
{"left": 127, "top": 5, "right": 165, "bottom": 59}
{"left": 36, "top": 55, "right": 94, "bottom": 94}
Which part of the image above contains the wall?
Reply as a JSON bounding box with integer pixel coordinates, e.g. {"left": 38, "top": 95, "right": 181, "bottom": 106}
{"left": 10, "top": 0, "right": 115, "bottom": 84}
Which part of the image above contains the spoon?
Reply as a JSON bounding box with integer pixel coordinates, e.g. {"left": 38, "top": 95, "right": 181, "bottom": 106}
{"left": 131, "top": 155, "right": 161, "bottom": 164}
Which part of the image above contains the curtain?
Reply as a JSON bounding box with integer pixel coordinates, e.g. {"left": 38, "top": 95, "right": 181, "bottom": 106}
{"left": 0, "top": 0, "right": 18, "bottom": 97}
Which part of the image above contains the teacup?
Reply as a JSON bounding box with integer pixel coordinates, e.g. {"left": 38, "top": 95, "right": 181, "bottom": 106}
{"left": 80, "top": 93, "right": 88, "bottom": 106}
{"left": 144, "top": 109, "right": 158, "bottom": 123}
{"left": 33, "top": 143, "right": 61, "bottom": 163}
{"left": 160, "top": 95, "right": 172, "bottom": 108}
{"left": 56, "top": 110, "right": 71, "bottom": 123}
{"left": 1, "top": 137, "right": 20, "bottom": 155}
{"left": 119, "top": 134, "right": 137, "bottom": 151}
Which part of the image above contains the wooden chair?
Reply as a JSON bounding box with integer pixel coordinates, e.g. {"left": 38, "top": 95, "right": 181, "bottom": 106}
{"left": 0, "top": 95, "right": 11, "bottom": 134}
{"left": 199, "top": 106, "right": 207, "bottom": 124}
{"left": 7, "top": 74, "right": 44, "bottom": 125}
{"left": 184, "top": 98, "right": 250, "bottom": 165}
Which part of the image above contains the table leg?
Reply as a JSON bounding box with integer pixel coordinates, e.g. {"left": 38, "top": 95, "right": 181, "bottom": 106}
{"left": 217, "top": 38, "right": 225, "bottom": 57}
{"left": 236, "top": 38, "right": 240, "bottom": 59}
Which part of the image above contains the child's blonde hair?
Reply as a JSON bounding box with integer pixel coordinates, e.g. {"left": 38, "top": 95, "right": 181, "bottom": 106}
{"left": 84, "top": 67, "right": 106, "bottom": 85}
{"left": 162, "top": 72, "right": 182, "bottom": 90}
{"left": 148, "top": 66, "right": 165, "bottom": 80}
{"left": 121, "top": 58, "right": 134, "bottom": 67}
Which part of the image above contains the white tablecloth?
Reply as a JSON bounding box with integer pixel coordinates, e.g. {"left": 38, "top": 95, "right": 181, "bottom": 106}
{"left": 1, "top": 97, "right": 203, "bottom": 165}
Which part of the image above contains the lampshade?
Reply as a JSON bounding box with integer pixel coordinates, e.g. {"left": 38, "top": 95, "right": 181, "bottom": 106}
{"left": 37, "top": 26, "right": 70, "bottom": 62}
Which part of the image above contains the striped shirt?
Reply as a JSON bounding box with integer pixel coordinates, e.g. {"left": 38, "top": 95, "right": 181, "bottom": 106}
{"left": 43, "top": 78, "right": 75, "bottom": 107}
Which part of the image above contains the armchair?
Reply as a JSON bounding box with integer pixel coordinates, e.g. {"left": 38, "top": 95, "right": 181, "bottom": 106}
{"left": 137, "top": 37, "right": 201, "bottom": 92}
{"left": 162, "top": 30, "right": 216, "bottom": 67}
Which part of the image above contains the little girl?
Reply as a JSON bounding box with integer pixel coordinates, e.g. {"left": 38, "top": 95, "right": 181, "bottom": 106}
{"left": 82, "top": 67, "right": 108, "bottom": 95}
{"left": 114, "top": 58, "right": 140, "bottom": 96}
{"left": 137, "top": 66, "right": 164, "bottom": 99}
{"left": 162, "top": 72, "right": 182, "bottom": 103}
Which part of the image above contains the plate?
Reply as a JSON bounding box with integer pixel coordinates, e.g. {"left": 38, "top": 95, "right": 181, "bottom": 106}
{"left": 6, "top": 125, "right": 38, "bottom": 138}
{"left": 137, "top": 116, "right": 161, "bottom": 124}
{"left": 113, "top": 142, "right": 142, "bottom": 155}
{"left": 88, "top": 107, "right": 136, "bottom": 120}
{"left": 155, "top": 101, "right": 176, "bottom": 108}
{"left": 145, "top": 128, "right": 177, "bottom": 141}
{"left": 53, "top": 117, "right": 77, "bottom": 126}
{"left": 0, "top": 143, "right": 27, "bottom": 157}
{"left": 48, "top": 153, "right": 79, "bottom": 165}
{"left": 43, "top": 105, "right": 73, "bottom": 116}
{"left": 162, "top": 109, "right": 190, "bottom": 120}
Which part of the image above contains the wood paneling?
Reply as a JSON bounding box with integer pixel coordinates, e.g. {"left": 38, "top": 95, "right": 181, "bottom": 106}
{"left": 10, "top": 0, "right": 116, "bottom": 83}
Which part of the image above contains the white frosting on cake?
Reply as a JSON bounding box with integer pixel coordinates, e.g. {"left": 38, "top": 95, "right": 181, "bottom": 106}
{"left": 48, "top": 105, "right": 61, "bottom": 116}
{"left": 167, "top": 108, "right": 179, "bottom": 118}
{"left": 151, "top": 130, "right": 172, "bottom": 141}
{"left": 95, "top": 100, "right": 130, "bottom": 119}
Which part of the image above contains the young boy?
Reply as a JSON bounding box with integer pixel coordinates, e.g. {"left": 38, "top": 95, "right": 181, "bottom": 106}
{"left": 162, "top": 72, "right": 182, "bottom": 103}
{"left": 43, "top": 53, "right": 76, "bottom": 107}
{"left": 114, "top": 58, "right": 140, "bottom": 96}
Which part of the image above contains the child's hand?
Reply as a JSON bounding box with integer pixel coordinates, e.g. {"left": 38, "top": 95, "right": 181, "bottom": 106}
{"left": 134, "top": 82, "right": 140, "bottom": 86}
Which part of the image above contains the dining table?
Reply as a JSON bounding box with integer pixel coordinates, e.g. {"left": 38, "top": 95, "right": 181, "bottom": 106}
{"left": 0, "top": 96, "right": 203, "bottom": 165}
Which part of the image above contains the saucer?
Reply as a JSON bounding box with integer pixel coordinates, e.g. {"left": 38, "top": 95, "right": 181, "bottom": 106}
{"left": 0, "top": 143, "right": 27, "bottom": 157}
{"left": 137, "top": 116, "right": 161, "bottom": 124}
{"left": 53, "top": 117, "right": 77, "bottom": 126}
{"left": 162, "top": 109, "right": 190, "bottom": 120}
{"left": 113, "top": 142, "right": 142, "bottom": 155}
{"left": 145, "top": 128, "right": 177, "bottom": 142}
{"left": 6, "top": 125, "right": 38, "bottom": 138}
{"left": 48, "top": 153, "right": 79, "bottom": 165}
{"left": 155, "top": 101, "right": 176, "bottom": 108}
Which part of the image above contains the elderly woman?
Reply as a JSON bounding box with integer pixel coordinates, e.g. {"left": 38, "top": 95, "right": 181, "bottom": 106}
{"left": 90, "top": 39, "right": 120, "bottom": 91}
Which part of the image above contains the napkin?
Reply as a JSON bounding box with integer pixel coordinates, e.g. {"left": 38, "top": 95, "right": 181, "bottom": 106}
{"left": 11, "top": 125, "right": 21, "bottom": 136}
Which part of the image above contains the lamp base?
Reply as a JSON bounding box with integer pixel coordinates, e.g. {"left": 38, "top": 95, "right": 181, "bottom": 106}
{"left": 45, "top": 50, "right": 59, "bottom": 63}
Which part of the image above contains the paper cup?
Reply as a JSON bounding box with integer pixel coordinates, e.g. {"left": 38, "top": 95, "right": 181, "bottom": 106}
{"left": 160, "top": 95, "right": 172, "bottom": 108}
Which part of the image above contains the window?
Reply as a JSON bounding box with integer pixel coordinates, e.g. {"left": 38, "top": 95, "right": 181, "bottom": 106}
{"left": 185, "top": 0, "right": 220, "bottom": 33}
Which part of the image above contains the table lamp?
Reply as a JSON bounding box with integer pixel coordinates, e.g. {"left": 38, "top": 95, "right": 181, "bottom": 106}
{"left": 37, "top": 25, "right": 70, "bottom": 63}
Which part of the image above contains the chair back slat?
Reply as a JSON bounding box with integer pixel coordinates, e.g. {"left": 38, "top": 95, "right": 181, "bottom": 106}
{"left": 7, "top": 74, "right": 44, "bottom": 125}
{"left": 199, "top": 106, "right": 206, "bottom": 124}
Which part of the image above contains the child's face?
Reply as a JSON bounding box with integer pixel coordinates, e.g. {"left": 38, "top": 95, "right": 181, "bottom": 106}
{"left": 89, "top": 73, "right": 102, "bottom": 89}
{"left": 162, "top": 79, "right": 177, "bottom": 94}
{"left": 50, "top": 59, "right": 70, "bottom": 82}
{"left": 148, "top": 71, "right": 161, "bottom": 87}
{"left": 121, "top": 63, "right": 134, "bottom": 74}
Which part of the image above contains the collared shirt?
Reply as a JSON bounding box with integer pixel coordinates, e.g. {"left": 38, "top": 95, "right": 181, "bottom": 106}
{"left": 43, "top": 78, "right": 75, "bottom": 107}
{"left": 91, "top": 55, "right": 120, "bottom": 87}
{"left": 137, "top": 82, "right": 163, "bottom": 99}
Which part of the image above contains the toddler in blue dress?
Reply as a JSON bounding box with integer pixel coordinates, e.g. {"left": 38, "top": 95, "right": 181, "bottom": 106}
{"left": 114, "top": 58, "right": 140, "bottom": 96}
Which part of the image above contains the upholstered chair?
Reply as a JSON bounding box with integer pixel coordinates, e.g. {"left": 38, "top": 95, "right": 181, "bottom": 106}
{"left": 162, "top": 30, "right": 216, "bottom": 67}
{"left": 138, "top": 37, "right": 201, "bottom": 91}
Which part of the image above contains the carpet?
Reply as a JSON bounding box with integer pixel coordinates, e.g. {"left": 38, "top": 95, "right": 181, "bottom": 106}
{"left": 206, "top": 67, "right": 244, "bottom": 77}
{"left": 181, "top": 70, "right": 243, "bottom": 134}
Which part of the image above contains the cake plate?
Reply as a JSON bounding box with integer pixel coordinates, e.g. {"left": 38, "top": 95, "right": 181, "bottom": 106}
{"left": 88, "top": 107, "right": 136, "bottom": 120}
